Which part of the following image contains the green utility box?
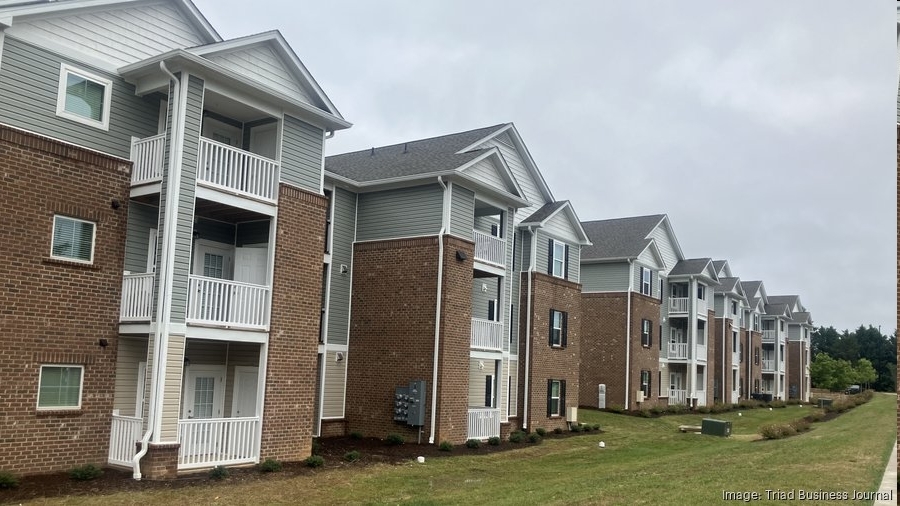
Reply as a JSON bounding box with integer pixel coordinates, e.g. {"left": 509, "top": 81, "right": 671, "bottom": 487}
{"left": 701, "top": 418, "right": 732, "bottom": 437}
{"left": 818, "top": 398, "right": 833, "bottom": 408}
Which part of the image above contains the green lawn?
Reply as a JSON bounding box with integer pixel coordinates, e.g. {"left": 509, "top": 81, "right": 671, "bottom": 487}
{"left": 29, "top": 394, "right": 896, "bottom": 505}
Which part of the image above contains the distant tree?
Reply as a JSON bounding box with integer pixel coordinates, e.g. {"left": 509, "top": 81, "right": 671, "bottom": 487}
{"left": 812, "top": 325, "right": 896, "bottom": 392}
{"left": 810, "top": 353, "right": 856, "bottom": 392}
{"left": 854, "top": 358, "right": 877, "bottom": 390}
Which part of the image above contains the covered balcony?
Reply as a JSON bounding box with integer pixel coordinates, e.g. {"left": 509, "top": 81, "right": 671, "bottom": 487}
{"left": 762, "top": 358, "right": 776, "bottom": 373}
{"left": 472, "top": 200, "right": 506, "bottom": 270}
{"left": 120, "top": 272, "right": 154, "bottom": 322}
{"left": 471, "top": 318, "right": 503, "bottom": 351}
{"left": 668, "top": 341, "right": 688, "bottom": 360}
{"left": 187, "top": 276, "right": 269, "bottom": 329}
{"left": 762, "top": 330, "right": 778, "bottom": 342}
{"left": 467, "top": 408, "right": 501, "bottom": 440}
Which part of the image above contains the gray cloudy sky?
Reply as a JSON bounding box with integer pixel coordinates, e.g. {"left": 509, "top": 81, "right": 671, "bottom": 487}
{"left": 195, "top": 0, "right": 896, "bottom": 334}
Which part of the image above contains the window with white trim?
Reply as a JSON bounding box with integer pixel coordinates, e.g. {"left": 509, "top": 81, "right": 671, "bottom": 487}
{"left": 56, "top": 64, "right": 112, "bottom": 130}
{"left": 696, "top": 284, "right": 706, "bottom": 300}
{"left": 640, "top": 370, "right": 651, "bottom": 398}
{"left": 549, "top": 239, "right": 567, "bottom": 278}
{"left": 51, "top": 215, "right": 96, "bottom": 264}
{"left": 641, "top": 319, "right": 652, "bottom": 347}
{"left": 549, "top": 309, "right": 567, "bottom": 348}
{"left": 640, "top": 267, "right": 652, "bottom": 296}
{"left": 547, "top": 379, "right": 565, "bottom": 417}
{"left": 37, "top": 365, "right": 83, "bottom": 410}
{"left": 731, "top": 300, "right": 737, "bottom": 315}
{"left": 697, "top": 320, "right": 706, "bottom": 345}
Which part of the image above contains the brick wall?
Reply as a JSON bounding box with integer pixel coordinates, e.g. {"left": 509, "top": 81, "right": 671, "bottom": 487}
{"left": 261, "top": 184, "right": 327, "bottom": 461}
{"left": 345, "top": 235, "right": 473, "bottom": 444}
{"left": 746, "top": 330, "right": 763, "bottom": 396}
{"left": 712, "top": 318, "right": 734, "bottom": 404}
{"left": 580, "top": 293, "right": 626, "bottom": 409}
{"left": 0, "top": 126, "right": 131, "bottom": 475}
{"left": 519, "top": 272, "right": 581, "bottom": 432}
{"left": 704, "top": 310, "right": 715, "bottom": 405}
{"left": 629, "top": 293, "right": 661, "bottom": 410}
{"left": 787, "top": 341, "right": 803, "bottom": 400}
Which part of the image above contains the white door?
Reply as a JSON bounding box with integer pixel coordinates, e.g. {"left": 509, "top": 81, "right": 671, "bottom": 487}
{"left": 234, "top": 247, "right": 268, "bottom": 285}
{"left": 249, "top": 123, "right": 277, "bottom": 160}
{"left": 231, "top": 366, "right": 259, "bottom": 418}
{"left": 192, "top": 241, "right": 233, "bottom": 279}
{"left": 182, "top": 365, "right": 226, "bottom": 457}
{"left": 146, "top": 229, "right": 157, "bottom": 273}
{"left": 202, "top": 118, "right": 242, "bottom": 148}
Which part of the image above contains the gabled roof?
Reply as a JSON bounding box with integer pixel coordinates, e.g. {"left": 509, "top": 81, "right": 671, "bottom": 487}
{"left": 790, "top": 311, "right": 813, "bottom": 325}
{"left": 764, "top": 303, "right": 792, "bottom": 319}
{"left": 519, "top": 201, "right": 592, "bottom": 245}
{"left": 580, "top": 214, "right": 666, "bottom": 262}
{"left": 766, "top": 295, "right": 806, "bottom": 313}
{"left": 669, "top": 258, "right": 717, "bottom": 280}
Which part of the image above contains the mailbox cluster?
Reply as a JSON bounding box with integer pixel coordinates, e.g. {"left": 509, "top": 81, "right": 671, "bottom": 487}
{"left": 393, "top": 380, "right": 427, "bottom": 426}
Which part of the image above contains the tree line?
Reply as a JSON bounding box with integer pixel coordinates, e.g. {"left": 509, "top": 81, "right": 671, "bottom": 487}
{"left": 810, "top": 325, "right": 896, "bottom": 392}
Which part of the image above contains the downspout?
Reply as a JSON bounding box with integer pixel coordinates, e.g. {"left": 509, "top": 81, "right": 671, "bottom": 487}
{"left": 522, "top": 226, "right": 536, "bottom": 429}
{"left": 428, "top": 176, "right": 447, "bottom": 444}
{"left": 133, "top": 61, "right": 182, "bottom": 480}
{"left": 624, "top": 260, "right": 632, "bottom": 409}
{"left": 721, "top": 299, "right": 726, "bottom": 404}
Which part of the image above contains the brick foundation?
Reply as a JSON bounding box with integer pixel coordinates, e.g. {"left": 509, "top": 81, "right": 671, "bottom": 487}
{"left": 138, "top": 443, "right": 180, "bottom": 480}
{"left": 319, "top": 419, "right": 348, "bottom": 438}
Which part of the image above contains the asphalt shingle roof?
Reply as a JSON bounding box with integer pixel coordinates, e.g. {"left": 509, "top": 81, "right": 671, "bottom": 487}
{"left": 580, "top": 214, "right": 665, "bottom": 260}
{"left": 764, "top": 303, "right": 790, "bottom": 316}
{"left": 741, "top": 281, "right": 763, "bottom": 299}
{"left": 521, "top": 201, "right": 568, "bottom": 225}
{"left": 669, "top": 258, "right": 713, "bottom": 276}
{"left": 324, "top": 124, "right": 506, "bottom": 183}
{"left": 714, "top": 276, "right": 740, "bottom": 293}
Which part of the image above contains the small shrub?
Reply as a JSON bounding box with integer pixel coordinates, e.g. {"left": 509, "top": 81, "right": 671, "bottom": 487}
{"left": 438, "top": 441, "right": 453, "bottom": 451}
{"left": 781, "top": 424, "right": 797, "bottom": 437}
{"left": 385, "top": 434, "right": 405, "bottom": 446}
{"left": 528, "top": 433, "right": 542, "bottom": 443}
{"left": 259, "top": 458, "right": 282, "bottom": 473}
{"left": 695, "top": 405, "right": 711, "bottom": 414}
{"left": 709, "top": 403, "right": 729, "bottom": 414}
{"left": 343, "top": 450, "right": 360, "bottom": 462}
{"left": 759, "top": 424, "right": 786, "bottom": 440}
{"left": 583, "top": 424, "right": 594, "bottom": 431}
{"left": 738, "top": 399, "right": 761, "bottom": 409}
{"left": 786, "top": 399, "right": 801, "bottom": 406}
{"left": 768, "top": 400, "right": 786, "bottom": 409}
{"left": 806, "top": 411, "right": 824, "bottom": 422}
{"left": 666, "top": 404, "right": 688, "bottom": 415}
{"left": 208, "top": 465, "right": 228, "bottom": 480}
{"left": 349, "top": 431, "right": 364, "bottom": 440}
{"left": 570, "top": 424, "right": 583, "bottom": 433}
{"left": 311, "top": 438, "right": 321, "bottom": 456}
{"left": 553, "top": 427, "right": 563, "bottom": 434}
{"left": 0, "top": 471, "right": 19, "bottom": 489}
{"left": 509, "top": 431, "right": 525, "bottom": 443}
{"left": 535, "top": 427, "right": 547, "bottom": 437}
{"left": 606, "top": 404, "right": 625, "bottom": 414}
{"left": 465, "top": 439, "right": 481, "bottom": 449}
{"left": 649, "top": 405, "right": 666, "bottom": 416}
{"left": 592, "top": 424, "right": 601, "bottom": 431}
{"left": 636, "top": 409, "right": 652, "bottom": 418}
{"left": 69, "top": 464, "right": 102, "bottom": 481}
{"left": 487, "top": 436, "right": 501, "bottom": 446}
{"left": 790, "top": 419, "right": 811, "bottom": 432}
{"left": 305, "top": 455, "right": 324, "bottom": 468}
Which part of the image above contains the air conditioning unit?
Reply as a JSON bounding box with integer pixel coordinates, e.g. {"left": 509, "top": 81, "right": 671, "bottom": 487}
{"left": 567, "top": 406, "right": 578, "bottom": 423}
{"left": 635, "top": 391, "right": 645, "bottom": 403}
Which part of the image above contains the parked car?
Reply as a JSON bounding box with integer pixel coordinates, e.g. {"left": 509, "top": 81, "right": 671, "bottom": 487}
{"left": 844, "top": 385, "right": 861, "bottom": 395}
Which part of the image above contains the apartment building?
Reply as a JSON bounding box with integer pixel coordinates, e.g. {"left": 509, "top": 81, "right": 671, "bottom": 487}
{"left": 766, "top": 295, "right": 812, "bottom": 402}
{"left": 710, "top": 260, "right": 746, "bottom": 405}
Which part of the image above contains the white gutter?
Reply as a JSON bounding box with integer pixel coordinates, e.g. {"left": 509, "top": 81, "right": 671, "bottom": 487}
{"left": 624, "top": 260, "right": 632, "bottom": 409}
{"left": 133, "top": 62, "right": 183, "bottom": 480}
{"left": 522, "top": 225, "right": 537, "bottom": 429}
{"left": 428, "top": 176, "right": 448, "bottom": 444}
{"left": 721, "top": 298, "right": 727, "bottom": 404}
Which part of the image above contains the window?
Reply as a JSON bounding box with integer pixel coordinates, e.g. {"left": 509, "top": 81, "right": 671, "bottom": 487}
{"left": 640, "top": 370, "right": 651, "bottom": 398}
{"left": 549, "top": 309, "right": 567, "bottom": 347}
{"left": 487, "top": 300, "right": 497, "bottom": 321}
{"left": 753, "top": 314, "right": 760, "bottom": 331}
{"left": 51, "top": 215, "right": 95, "bottom": 263}
{"left": 732, "top": 331, "right": 738, "bottom": 352}
{"left": 640, "top": 267, "right": 652, "bottom": 296}
{"left": 697, "top": 320, "right": 706, "bottom": 345}
{"left": 696, "top": 284, "right": 706, "bottom": 300}
{"left": 754, "top": 347, "right": 760, "bottom": 366}
{"left": 547, "top": 379, "right": 565, "bottom": 417}
{"left": 753, "top": 378, "right": 760, "bottom": 393}
{"left": 696, "top": 366, "right": 705, "bottom": 390}
{"left": 37, "top": 365, "right": 83, "bottom": 410}
{"left": 779, "top": 320, "right": 784, "bottom": 332}
{"left": 731, "top": 300, "right": 737, "bottom": 315}
{"left": 56, "top": 64, "right": 112, "bottom": 130}
{"left": 548, "top": 239, "right": 568, "bottom": 278}
{"left": 641, "top": 319, "right": 652, "bottom": 347}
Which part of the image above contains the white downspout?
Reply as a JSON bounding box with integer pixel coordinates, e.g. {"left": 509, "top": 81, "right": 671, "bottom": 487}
{"left": 428, "top": 176, "right": 447, "bottom": 444}
{"left": 721, "top": 298, "right": 726, "bottom": 404}
{"left": 522, "top": 226, "right": 536, "bottom": 429}
{"left": 133, "top": 61, "right": 182, "bottom": 480}
{"left": 624, "top": 260, "right": 633, "bottom": 409}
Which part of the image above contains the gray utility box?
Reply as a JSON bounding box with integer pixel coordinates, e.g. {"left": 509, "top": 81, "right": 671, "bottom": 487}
{"left": 393, "top": 380, "right": 427, "bottom": 426}
{"left": 818, "top": 398, "right": 833, "bottom": 408}
{"left": 701, "top": 418, "right": 732, "bottom": 437}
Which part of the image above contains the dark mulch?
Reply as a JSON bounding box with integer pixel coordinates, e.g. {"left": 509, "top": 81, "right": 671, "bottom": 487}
{"left": 0, "top": 431, "right": 590, "bottom": 504}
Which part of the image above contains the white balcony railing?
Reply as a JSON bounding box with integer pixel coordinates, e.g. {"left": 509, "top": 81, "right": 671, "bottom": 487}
{"left": 467, "top": 408, "right": 501, "bottom": 440}
{"left": 187, "top": 275, "right": 269, "bottom": 329}
{"left": 120, "top": 273, "right": 154, "bottom": 321}
{"left": 197, "top": 138, "right": 279, "bottom": 202}
{"left": 668, "top": 389, "right": 687, "bottom": 406}
{"left": 762, "top": 359, "right": 776, "bottom": 372}
{"left": 762, "top": 330, "right": 777, "bottom": 342}
{"left": 669, "top": 297, "right": 689, "bottom": 313}
{"left": 108, "top": 413, "right": 142, "bottom": 467}
{"left": 471, "top": 318, "right": 503, "bottom": 351}
{"left": 177, "top": 417, "right": 260, "bottom": 470}
{"left": 668, "top": 342, "right": 688, "bottom": 359}
{"left": 473, "top": 230, "right": 505, "bottom": 267}
{"left": 130, "top": 134, "right": 166, "bottom": 185}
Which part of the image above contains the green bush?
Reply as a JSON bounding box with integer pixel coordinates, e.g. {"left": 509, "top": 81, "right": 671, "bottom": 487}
{"left": 465, "top": 439, "right": 481, "bottom": 449}
{"left": 592, "top": 424, "right": 601, "bottom": 431}
{"left": 666, "top": 404, "right": 688, "bottom": 415}
{"left": 69, "top": 464, "right": 102, "bottom": 481}
{"left": 0, "top": 471, "right": 19, "bottom": 489}
{"left": 528, "top": 433, "right": 542, "bottom": 443}
{"left": 385, "top": 434, "right": 405, "bottom": 446}
{"left": 759, "top": 424, "right": 786, "bottom": 440}
{"left": 606, "top": 404, "right": 625, "bottom": 414}
{"left": 768, "top": 400, "right": 786, "bottom": 409}
{"left": 786, "top": 399, "right": 801, "bottom": 406}
{"left": 696, "top": 405, "right": 711, "bottom": 414}
{"left": 790, "top": 419, "right": 811, "bottom": 432}
{"left": 487, "top": 436, "right": 501, "bottom": 446}
{"left": 535, "top": 427, "right": 547, "bottom": 436}
{"left": 636, "top": 409, "right": 652, "bottom": 418}
{"left": 553, "top": 427, "right": 563, "bottom": 434}
{"left": 738, "top": 399, "right": 761, "bottom": 409}
{"left": 343, "top": 450, "right": 360, "bottom": 462}
{"left": 349, "top": 431, "right": 364, "bottom": 440}
{"left": 311, "top": 438, "right": 321, "bottom": 456}
{"left": 208, "top": 465, "right": 228, "bottom": 480}
{"left": 806, "top": 411, "right": 824, "bottom": 422}
{"left": 509, "top": 431, "right": 525, "bottom": 443}
{"left": 649, "top": 405, "right": 666, "bottom": 416}
{"left": 438, "top": 441, "right": 453, "bottom": 451}
{"left": 709, "top": 403, "right": 730, "bottom": 414}
{"left": 305, "top": 455, "right": 325, "bottom": 468}
{"left": 259, "top": 458, "right": 282, "bottom": 473}
{"left": 570, "top": 424, "right": 583, "bottom": 433}
{"left": 582, "top": 424, "right": 594, "bottom": 431}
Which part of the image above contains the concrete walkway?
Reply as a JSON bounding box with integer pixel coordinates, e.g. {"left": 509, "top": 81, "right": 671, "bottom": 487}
{"left": 873, "top": 441, "right": 896, "bottom": 506}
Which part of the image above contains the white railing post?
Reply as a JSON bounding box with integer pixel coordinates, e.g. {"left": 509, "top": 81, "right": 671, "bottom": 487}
{"left": 472, "top": 231, "right": 506, "bottom": 267}
{"left": 470, "top": 318, "right": 503, "bottom": 351}
{"left": 120, "top": 273, "right": 154, "bottom": 321}
{"left": 196, "top": 138, "right": 279, "bottom": 202}
{"left": 108, "top": 414, "right": 143, "bottom": 467}
{"left": 669, "top": 297, "right": 688, "bottom": 313}
{"left": 130, "top": 134, "right": 166, "bottom": 185}
{"left": 187, "top": 275, "right": 269, "bottom": 329}
{"left": 467, "top": 408, "right": 501, "bottom": 440}
{"left": 177, "top": 417, "right": 260, "bottom": 469}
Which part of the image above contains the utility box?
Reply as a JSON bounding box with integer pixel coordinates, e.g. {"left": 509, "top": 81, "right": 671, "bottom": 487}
{"left": 567, "top": 406, "right": 578, "bottom": 423}
{"left": 701, "top": 418, "right": 732, "bottom": 437}
{"left": 393, "top": 380, "right": 427, "bottom": 426}
{"left": 818, "top": 398, "right": 833, "bottom": 408}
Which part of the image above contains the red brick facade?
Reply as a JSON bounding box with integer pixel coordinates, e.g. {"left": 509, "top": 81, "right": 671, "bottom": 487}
{"left": 344, "top": 235, "right": 474, "bottom": 444}
{"left": 787, "top": 340, "right": 806, "bottom": 400}
{"left": 0, "top": 126, "right": 131, "bottom": 475}
{"left": 741, "top": 330, "right": 763, "bottom": 396}
{"left": 518, "top": 272, "right": 581, "bottom": 432}
{"left": 712, "top": 318, "right": 735, "bottom": 404}
{"left": 704, "top": 310, "right": 716, "bottom": 405}
{"left": 261, "top": 184, "right": 327, "bottom": 461}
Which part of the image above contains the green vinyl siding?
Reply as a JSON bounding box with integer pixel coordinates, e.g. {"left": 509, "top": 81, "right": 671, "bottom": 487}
{"left": 449, "top": 184, "right": 474, "bottom": 239}
{"left": 326, "top": 187, "right": 356, "bottom": 346}
{"left": 281, "top": 115, "right": 323, "bottom": 193}
{"left": 356, "top": 185, "right": 443, "bottom": 242}
{"left": 124, "top": 202, "right": 159, "bottom": 273}
{"left": 535, "top": 230, "right": 579, "bottom": 283}
{"left": 0, "top": 36, "right": 159, "bottom": 158}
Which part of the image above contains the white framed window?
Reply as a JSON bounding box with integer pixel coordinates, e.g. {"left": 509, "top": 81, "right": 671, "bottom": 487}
{"left": 51, "top": 215, "right": 96, "bottom": 264}
{"left": 549, "top": 309, "right": 567, "bottom": 347}
{"left": 547, "top": 379, "right": 564, "bottom": 417}
{"left": 550, "top": 239, "right": 567, "bottom": 278}
{"left": 731, "top": 300, "right": 737, "bottom": 315}
{"left": 697, "top": 320, "right": 706, "bottom": 345}
{"left": 640, "top": 267, "right": 652, "bottom": 296}
{"left": 56, "top": 64, "right": 112, "bottom": 130}
{"left": 696, "top": 284, "right": 706, "bottom": 300}
{"left": 37, "top": 365, "right": 84, "bottom": 410}
{"left": 641, "top": 319, "right": 652, "bottom": 347}
{"left": 640, "top": 370, "right": 651, "bottom": 398}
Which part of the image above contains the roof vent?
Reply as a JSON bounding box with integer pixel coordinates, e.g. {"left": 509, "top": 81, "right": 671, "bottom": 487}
{"left": 370, "top": 147, "right": 375, "bottom": 156}
{"left": 403, "top": 143, "right": 408, "bottom": 154}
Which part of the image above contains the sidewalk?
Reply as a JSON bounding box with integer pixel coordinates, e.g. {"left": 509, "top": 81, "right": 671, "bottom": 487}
{"left": 873, "top": 441, "right": 896, "bottom": 506}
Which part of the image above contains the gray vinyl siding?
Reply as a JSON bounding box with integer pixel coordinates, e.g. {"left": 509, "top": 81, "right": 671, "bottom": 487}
{"left": 472, "top": 277, "right": 500, "bottom": 320}
{"left": 113, "top": 337, "right": 148, "bottom": 416}
{"left": 543, "top": 210, "right": 580, "bottom": 244}
{"left": 581, "top": 263, "right": 630, "bottom": 292}
{"left": 477, "top": 132, "right": 546, "bottom": 222}
{"left": 468, "top": 358, "right": 496, "bottom": 408}
{"left": 788, "top": 325, "right": 801, "bottom": 340}
{"left": 534, "top": 230, "right": 578, "bottom": 283}
{"left": 521, "top": 229, "right": 533, "bottom": 271}
{"left": 503, "top": 208, "right": 514, "bottom": 352}
{"left": 194, "top": 217, "right": 235, "bottom": 244}
{"left": 356, "top": 185, "right": 443, "bottom": 242}
{"left": 649, "top": 224, "right": 679, "bottom": 274}
{"left": 205, "top": 45, "right": 314, "bottom": 107}
{"left": 236, "top": 220, "right": 270, "bottom": 246}
{"left": 281, "top": 115, "right": 323, "bottom": 193}
{"left": 449, "top": 184, "right": 475, "bottom": 239}
{"left": 321, "top": 350, "right": 346, "bottom": 418}
{"left": 326, "top": 187, "right": 356, "bottom": 346}
{"left": 124, "top": 202, "right": 159, "bottom": 273}
{"left": 567, "top": 245, "right": 580, "bottom": 283}
{"left": 714, "top": 295, "right": 725, "bottom": 316}
{"left": 632, "top": 262, "right": 659, "bottom": 298}
{"left": 0, "top": 36, "right": 159, "bottom": 159}
{"left": 464, "top": 158, "right": 507, "bottom": 194}
{"left": 508, "top": 357, "right": 518, "bottom": 415}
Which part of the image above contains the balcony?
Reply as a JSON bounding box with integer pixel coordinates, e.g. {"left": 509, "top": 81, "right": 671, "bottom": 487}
{"left": 130, "top": 134, "right": 166, "bottom": 185}
{"left": 668, "top": 342, "right": 688, "bottom": 359}
{"left": 668, "top": 389, "right": 688, "bottom": 406}
{"left": 471, "top": 318, "right": 503, "bottom": 351}
{"left": 761, "top": 330, "right": 778, "bottom": 342}
{"left": 107, "top": 413, "right": 142, "bottom": 467}
{"left": 187, "top": 275, "right": 269, "bottom": 329}
{"left": 473, "top": 230, "right": 505, "bottom": 267}
{"left": 669, "top": 297, "right": 689, "bottom": 313}
{"left": 120, "top": 273, "right": 154, "bottom": 322}
{"left": 762, "top": 359, "right": 776, "bottom": 372}
{"left": 467, "top": 408, "right": 501, "bottom": 440}
{"left": 177, "top": 417, "right": 260, "bottom": 470}
{"left": 197, "top": 138, "right": 279, "bottom": 202}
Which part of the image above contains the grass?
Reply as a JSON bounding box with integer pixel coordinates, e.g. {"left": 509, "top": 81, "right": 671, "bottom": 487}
{"left": 25, "top": 393, "right": 896, "bottom": 505}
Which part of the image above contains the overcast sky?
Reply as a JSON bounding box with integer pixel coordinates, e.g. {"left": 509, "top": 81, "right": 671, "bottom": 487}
{"left": 195, "top": 0, "right": 895, "bottom": 334}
